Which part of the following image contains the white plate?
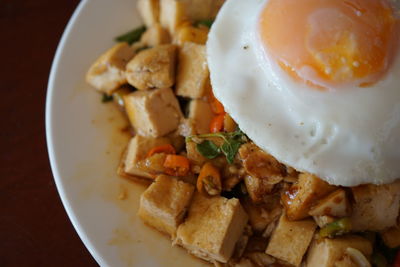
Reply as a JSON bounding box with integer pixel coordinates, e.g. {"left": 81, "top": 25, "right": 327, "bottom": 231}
{"left": 46, "top": 0, "right": 207, "bottom": 266}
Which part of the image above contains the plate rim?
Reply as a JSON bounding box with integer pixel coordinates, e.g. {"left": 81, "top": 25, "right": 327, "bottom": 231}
{"left": 45, "top": 0, "right": 105, "bottom": 266}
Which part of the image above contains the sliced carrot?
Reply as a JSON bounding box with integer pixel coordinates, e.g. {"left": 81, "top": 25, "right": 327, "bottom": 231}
{"left": 209, "top": 91, "right": 225, "bottom": 114}
{"left": 197, "top": 162, "right": 221, "bottom": 196}
{"left": 147, "top": 144, "right": 176, "bottom": 157}
{"left": 209, "top": 114, "right": 225, "bottom": 133}
{"left": 163, "top": 155, "right": 190, "bottom": 176}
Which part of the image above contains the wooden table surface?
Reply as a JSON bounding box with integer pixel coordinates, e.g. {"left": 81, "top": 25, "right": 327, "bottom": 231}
{"left": 1, "top": 0, "right": 98, "bottom": 266}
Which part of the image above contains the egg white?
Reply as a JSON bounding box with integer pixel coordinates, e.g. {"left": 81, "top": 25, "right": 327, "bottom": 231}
{"left": 207, "top": 0, "right": 400, "bottom": 186}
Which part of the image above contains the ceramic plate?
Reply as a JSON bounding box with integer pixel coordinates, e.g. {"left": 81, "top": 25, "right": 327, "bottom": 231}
{"left": 46, "top": 0, "right": 207, "bottom": 266}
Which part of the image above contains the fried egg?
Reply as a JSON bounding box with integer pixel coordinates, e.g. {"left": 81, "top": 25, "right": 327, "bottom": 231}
{"left": 207, "top": 0, "right": 400, "bottom": 186}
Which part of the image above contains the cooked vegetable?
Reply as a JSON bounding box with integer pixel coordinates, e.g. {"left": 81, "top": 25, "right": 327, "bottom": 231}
{"left": 195, "top": 19, "right": 214, "bottom": 28}
{"left": 147, "top": 144, "right": 176, "bottom": 157}
{"left": 319, "top": 218, "right": 352, "bottom": 238}
{"left": 163, "top": 154, "right": 190, "bottom": 176}
{"left": 115, "top": 25, "right": 147, "bottom": 45}
{"left": 210, "top": 114, "right": 225, "bottom": 133}
{"left": 196, "top": 140, "right": 220, "bottom": 159}
{"left": 187, "top": 129, "right": 247, "bottom": 164}
{"left": 101, "top": 93, "right": 114, "bottom": 103}
{"left": 197, "top": 162, "right": 221, "bottom": 196}
{"left": 209, "top": 91, "right": 225, "bottom": 114}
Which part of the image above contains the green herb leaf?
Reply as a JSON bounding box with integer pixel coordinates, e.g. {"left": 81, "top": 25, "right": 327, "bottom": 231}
{"left": 221, "top": 139, "right": 242, "bottom": 164}
{"left": 195, "top": 19, "right": 214, "bottom": 28}
{"left": 115, "top": 25, "right": 146, "bottom": 45}
{"left": 135, "top": 45, "right": 150, "bottom": 53}
{"left": 102, "top": 93, "right": 114, "bottom": 103}
{"left": 196, "top": 140, "right": 220, "bottom": 159}
{"left": 188, "top": 129, "right": 247, "bottom": 164}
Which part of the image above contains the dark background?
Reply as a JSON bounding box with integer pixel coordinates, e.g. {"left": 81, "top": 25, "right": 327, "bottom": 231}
{"left": 0, "top": 0, "right": 97, "bottom": 266}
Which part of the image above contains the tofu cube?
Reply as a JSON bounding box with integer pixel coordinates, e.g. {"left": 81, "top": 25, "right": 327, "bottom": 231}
{"left": 306, "top": 235, "right": 373, "bottom": 267}
{"left": 309, "top": 189, "right": 351, "bottom": 218}
{"left": 124, "top": 135, "right": 171, "bottom": 178}
{"left": 124, "top": 88, "right": 183, "bottom": 137}
{"left": 160, "top": 0, "right": 225, "bottom": 34}
{"left": 188, "top": 99, "right": 214, "bottom": 134}
{"left": 241, "top": 197, "right": 281, "bottom": 233}
{"left": 381, "top": 224, "right": 400, "bottom": 248}
{"left": 265, "top": 214, "right": 317, "bottom": 266}
{"left": 175, "top": 42, "right": 210, "bottom": 98}
{"left": 350, "top": 180, "right": 400, "bottom": 231}
{"left": 126, "top": 44, "right": 177, "bottom": 90}
{"left": 139, "top": 175, "right": 195, "bottom": 237}
{"left": 174, "top": 24, "right": 209, "bottom": 45}
{"left": 243, "top": 175, "right": 274, "bottom": 204}
{"left": 86, "top": 43, "right": 135, "bottom": 94}
{"left": 140, "top": 23, "right": 171, "bottom": 47}
{"left": 239, "top": 143, "right": 286, "bottom": 186}
{"left": 137, "top": 0, "right": 160, "bottom": 27}
{"left": 281, "top": 173, "right": 337, "bottom": 220}
{"left": 175, "top": 193, "right": 248, "bottom": 263}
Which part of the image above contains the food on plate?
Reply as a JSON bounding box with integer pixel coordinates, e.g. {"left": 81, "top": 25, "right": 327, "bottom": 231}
{"left": 208, "top": 0, "right": 400, "bottom": 186}
{"left": 85, "top": 0, "right": 400, "bottom": 266}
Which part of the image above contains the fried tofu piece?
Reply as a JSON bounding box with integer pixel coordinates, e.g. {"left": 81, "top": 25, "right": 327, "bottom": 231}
{"left": 241, "top": 197, "right": 282, "bottom": 233}
{"left": 243, "top": 175, "right": 274, "bottom": 204}
{"left": 187, "top": 99, "right": 214, "bottom": 134}
{"left": 86, "top": 43, "right": 135, "bottom": 94}
{"left": 137, "top": 0, "right": 160, "bottom": 27}
{"left": 175, "top": 193, "right": 248, "bottom": 263}
{"left": 123, "top": 135, "right": 171, "bottom": 178}
{"left": 159, "top": 0, "right": 225, "bottom": 34}
{"left": 309, "top": 189, "right": 351, "bottom": 218}
{"left": 281, "top": 173, "right": 337, "bottom": 221}
{"left": 174, "top": 24, "right": 209, "bottom": 45}
{"left": 139, "top": 175, "right": 195, "bottom": 237}
{"left": 265, "top": 214, "right": 317, "bottom": 267}
{"left": 126, "top": 44, "right": 177, "bottom": 90}
{"left": 239, "top": 143, "right": 286, "bottom": 185}
{"left": 381, "top": 224, "right": 400, "bottom": 248}
{"left": 350, "top": 180, "right": 400, "bottom": 231}
{"left": 175, "top": 42, "right": 209, "bottom": 98}
{"left": 306, "top": 235, "right": 373, "bottom": 267}
{"left": 140, "top": 23, "right": 171, "bottom": 47}
{"left": 124, "top": 88, "right": 183, "bottom": 137}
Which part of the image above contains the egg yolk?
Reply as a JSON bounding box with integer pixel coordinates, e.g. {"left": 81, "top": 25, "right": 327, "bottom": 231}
{"left": 259, "top": 0, "right": 399, "bottom": 90}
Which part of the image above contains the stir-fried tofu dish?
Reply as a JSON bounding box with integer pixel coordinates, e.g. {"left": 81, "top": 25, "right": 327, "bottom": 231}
{"left": 86, "top": 0, "right": 400, "bottom": 266}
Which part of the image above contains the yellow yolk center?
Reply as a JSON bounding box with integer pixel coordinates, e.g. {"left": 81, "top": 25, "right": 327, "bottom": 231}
{"left": 259, "top": 0, "right": 399, "bottom": 89}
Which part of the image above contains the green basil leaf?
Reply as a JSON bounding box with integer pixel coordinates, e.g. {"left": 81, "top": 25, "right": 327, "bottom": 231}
{"left": 115, "top": 25, "right": 146, "bottom": 45}
{"left": 221, "top": 139, "right": 242, "bottom": 164}
{"left": 188, "top": 127, "right": 247, "bottom": 164}
{"left": 196, "top": 140, "right": 220, "bottom": 159}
